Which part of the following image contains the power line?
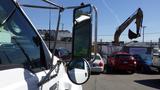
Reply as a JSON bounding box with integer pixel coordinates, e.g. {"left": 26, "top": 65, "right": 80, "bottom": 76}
{"left": 101, "top": 0, "right": 120, "bottom": 25}
{"left": 98, "top": 32, "right": 160, "bottom": 37}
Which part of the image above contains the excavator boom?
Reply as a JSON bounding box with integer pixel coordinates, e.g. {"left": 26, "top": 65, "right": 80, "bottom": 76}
{"left": 114, "top": 8, "right": 143, "bottom": 45}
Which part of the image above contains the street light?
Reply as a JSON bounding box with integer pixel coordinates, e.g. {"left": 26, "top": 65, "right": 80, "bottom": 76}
{"left": 142, "top": 26, "right": 146, "bottom": 42}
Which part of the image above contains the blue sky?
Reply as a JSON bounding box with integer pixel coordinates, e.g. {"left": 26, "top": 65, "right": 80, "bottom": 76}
{"left": 19, "top": 0, "right": 160, "bottom": 42}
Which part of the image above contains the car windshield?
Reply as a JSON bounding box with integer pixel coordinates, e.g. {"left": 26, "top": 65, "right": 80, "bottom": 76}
{"left": 0, "top": 0, "right": 43, "bottom": 69}
{"left": 133, "top": 55, "right": 142, "bottom": 61}
{"left": 116, "top": 54, "right": 131, "bottom": 59}
{"left": 91, "top": 55, "right": 101, "bottom": 60}
{"left": 59, "top": 48, "right": 69, "bottom": 56}
{"left": 139, "top": 54, "right": 152, "bottom": 61}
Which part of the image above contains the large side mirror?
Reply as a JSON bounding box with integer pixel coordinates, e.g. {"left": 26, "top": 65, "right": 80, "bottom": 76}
{"left": 67, "top": 58, "right": 90, "bottom": 85}
{"left": 72, "top": 4, "right": 92, "bottom": 61}
{"left": 67, "top": 4, "right": 92, "bottom": 85}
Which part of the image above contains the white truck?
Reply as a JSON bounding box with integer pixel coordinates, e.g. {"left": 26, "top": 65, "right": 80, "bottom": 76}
{"left": 0, "top": 0, "right": 97, "bottom": 90}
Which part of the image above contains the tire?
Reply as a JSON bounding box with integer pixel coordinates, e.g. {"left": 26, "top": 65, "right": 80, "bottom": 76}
{"left": 158, "top": 69, "right": 160, "bottom": 73}
{"left": 128, "top": 70, "right": 135, "bottom": 74}
{"left": 103, "top": 64, "right": 108, "bottom": 74}
{"left": 140, "top": 66, "right": 145, "bottom": 73}
{"left": 106, "top": 64, "right": 113, "bottom": 74}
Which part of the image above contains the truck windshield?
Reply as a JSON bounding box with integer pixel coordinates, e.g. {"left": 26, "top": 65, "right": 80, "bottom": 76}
{"left": 0, "top": 0, "right": 44, "bottom": 70}
{"left": 0, "top": 0, "right": 15, "bottom": 24}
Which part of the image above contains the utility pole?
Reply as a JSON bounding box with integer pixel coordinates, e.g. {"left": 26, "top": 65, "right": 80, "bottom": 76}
{"left": 159, "top": 38, "right": 160, "bottom": 49}
{"left": 61, "top": 23, "right": 64, "bottom": 30}
{"left": 100, "top": 39, "right": 102, "bottom": 54}
{"left": 142, "top": 26, "right": 146, "bottom": 42}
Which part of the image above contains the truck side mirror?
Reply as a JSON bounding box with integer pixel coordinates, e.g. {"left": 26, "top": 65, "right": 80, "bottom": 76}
{"left": 72, "top": 4, "right": 92, "bottom": 61}
{"left": 67, "top": 4, "right": 92, "bottom": 85}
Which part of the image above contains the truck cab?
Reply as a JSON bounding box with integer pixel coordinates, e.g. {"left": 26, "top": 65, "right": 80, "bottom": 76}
{"left": 0, "top": 0, "right": 95, "bottom": 90}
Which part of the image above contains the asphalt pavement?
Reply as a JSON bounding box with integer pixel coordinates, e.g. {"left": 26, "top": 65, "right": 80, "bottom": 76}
{"left": 83, "top": 73, "right": 160, "bottom": 90}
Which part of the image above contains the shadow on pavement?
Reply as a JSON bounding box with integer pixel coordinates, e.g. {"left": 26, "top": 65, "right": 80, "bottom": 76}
{"left": 91, "top": 72, "right": 101, "bottom": 75}
{"left": 102, "top": 65, "right": 134, "bottom": 75}
{"left": 103, "top": 70, "right": 134, "bottom": 75}
{"left": 135, "top": 79, "right": 160, "bottom": 89}
{"left": 136, "top": 71, "right": 160, "bottom": 75}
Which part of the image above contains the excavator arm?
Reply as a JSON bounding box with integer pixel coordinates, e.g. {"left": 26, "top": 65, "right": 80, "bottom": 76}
{"left": 114, "top": 8, "right": 143, "bottom": 45}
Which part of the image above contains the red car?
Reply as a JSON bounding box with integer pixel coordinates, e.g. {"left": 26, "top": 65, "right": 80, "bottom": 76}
{"left": 108, "top": 52, "right": 137, "bottom": 73}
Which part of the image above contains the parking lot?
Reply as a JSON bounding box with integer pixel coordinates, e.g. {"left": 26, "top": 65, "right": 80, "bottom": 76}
{"left": 83, "top": 55, "right": 160, "bottom": 90}
{"left": 83, "top": 73, "right": 160, "bottom": 90}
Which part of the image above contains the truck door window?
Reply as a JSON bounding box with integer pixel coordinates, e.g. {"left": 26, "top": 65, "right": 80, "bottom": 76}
{"left": 0, "top": 0, "right": 46, "bottom": 72}
{"left": 0, "top": 0, "right": 15, "bottom": 24}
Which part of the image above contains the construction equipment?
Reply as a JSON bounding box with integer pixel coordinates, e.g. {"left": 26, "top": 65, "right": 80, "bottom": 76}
{"left": 114, "top": 8, "right": 143, "bottom": 45}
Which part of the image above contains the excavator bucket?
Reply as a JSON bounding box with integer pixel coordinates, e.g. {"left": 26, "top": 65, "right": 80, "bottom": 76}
{"left": 128, "top": 29, "right": 139, "bottom": 39}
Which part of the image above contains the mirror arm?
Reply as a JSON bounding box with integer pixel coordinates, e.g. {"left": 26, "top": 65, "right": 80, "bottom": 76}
{"left": 92, "top": 6, "right": 98, "bottom": 62}
{"left": 50, "top": 9, "right": 62, "bottom": 65}
{"left": 38, "top": 64, "right": 58, "bottom": 86}
{"left": 20, "top": 4, "right": 59, "bottom": 9}
{"left": 42, "top": 0, "right": 64, "bottom": 10}
{"left": 64, "top": 6, "right": 80, "bottom": 10}
{"left": 38, "top": 61, "right": 62, "bottom": 86}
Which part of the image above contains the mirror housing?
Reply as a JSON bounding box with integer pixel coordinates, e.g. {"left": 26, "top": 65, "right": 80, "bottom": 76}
{"left": 67, "top": 58, "right": 90, "bottom": 85}
{"left": 68, "top": 4, "right": 93, "bottom": 85}
{"left": 72, "top": 4, "right": 92, "bottom": 61}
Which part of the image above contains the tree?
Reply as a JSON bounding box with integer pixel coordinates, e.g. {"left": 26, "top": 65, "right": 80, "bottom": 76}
{"left": 44, "top": 32, "right": 49, "bottom": 41}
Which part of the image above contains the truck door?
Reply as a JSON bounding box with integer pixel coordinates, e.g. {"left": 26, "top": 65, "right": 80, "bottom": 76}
{"left": 0, "top": 0, "right": 58, "bottom": 89}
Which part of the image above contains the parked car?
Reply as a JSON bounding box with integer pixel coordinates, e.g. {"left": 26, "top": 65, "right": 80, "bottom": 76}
{"left": 108, "top": 52, "right": 137, "bottom": 73}
{"left": 133, "top": 54, "right": 155, "bottom": 73}
{"left": 54, "top": 47, "right": 71, "bottom": 62}
{"left": 90, "top": 53, "right": 105, "bottom": 73}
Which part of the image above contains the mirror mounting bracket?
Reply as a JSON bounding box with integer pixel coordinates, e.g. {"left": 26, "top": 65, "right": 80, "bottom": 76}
{"left": 38, "top": 60, "right": 62, "bottom": 87}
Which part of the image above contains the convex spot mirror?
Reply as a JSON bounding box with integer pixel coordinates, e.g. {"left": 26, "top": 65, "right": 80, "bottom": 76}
{"left": 67, "top": 58, "right": 90, "bottom": 85}
{"left": 72, "top": 4, "right": 92, "bottom": 60}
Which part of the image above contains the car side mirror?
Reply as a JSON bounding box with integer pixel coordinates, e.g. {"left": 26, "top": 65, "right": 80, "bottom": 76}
{"left": 67, "top": 58, "right": 90, "bottom": 84}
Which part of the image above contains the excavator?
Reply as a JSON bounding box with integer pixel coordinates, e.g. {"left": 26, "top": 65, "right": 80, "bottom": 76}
{"left": 114, "top": 8, "right": 143, "bottom": 45}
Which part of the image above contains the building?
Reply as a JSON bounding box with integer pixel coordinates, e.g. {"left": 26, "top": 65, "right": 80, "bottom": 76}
{"left": 38, "top": 29, "right": 72, "bottom": 41}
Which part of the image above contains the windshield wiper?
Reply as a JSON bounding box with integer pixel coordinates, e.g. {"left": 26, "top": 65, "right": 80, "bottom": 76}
{"left": 0, "top": 8, "right": 16, "bottom": 26}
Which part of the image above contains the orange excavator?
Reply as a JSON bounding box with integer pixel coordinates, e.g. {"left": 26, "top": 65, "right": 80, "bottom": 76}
{"left": 114, "top": 8, "right": 143, "bottom": 45}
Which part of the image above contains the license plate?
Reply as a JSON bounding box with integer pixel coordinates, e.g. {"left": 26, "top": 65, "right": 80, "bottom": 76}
{"left": 93, "top": 64, "right": 98, "bottom": 67}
